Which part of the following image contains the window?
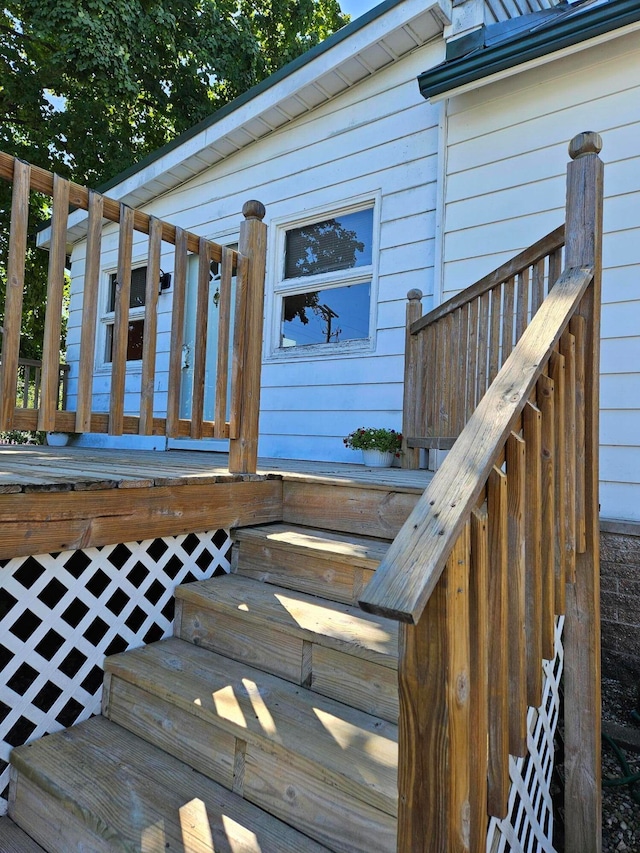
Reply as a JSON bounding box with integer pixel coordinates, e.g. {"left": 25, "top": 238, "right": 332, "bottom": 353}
{"left": 274, "top": 205, "right": 376, "bottom": 355}
{"left": 102, "top": 266, "right": 147, "bottom": 363}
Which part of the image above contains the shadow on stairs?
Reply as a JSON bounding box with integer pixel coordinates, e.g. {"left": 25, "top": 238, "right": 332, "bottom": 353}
{"left": 6, "top": 513, "right": 406, "bottom": 852}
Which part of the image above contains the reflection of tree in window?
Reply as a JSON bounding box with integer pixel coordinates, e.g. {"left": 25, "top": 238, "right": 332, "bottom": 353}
{"left": 285, "top": 217, "right": 366, "bottom": 279}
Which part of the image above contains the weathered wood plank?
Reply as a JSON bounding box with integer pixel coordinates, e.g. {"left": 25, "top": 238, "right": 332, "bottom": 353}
{"left": 139, "top": 216, "right": 162, "bottom": 434}
{"left": 0, "top": 159, "right": 30, "bottom": 430}
{"left": 502, "top": 276, "right": 515, "bottom": 361}
{"left": 190, "top": 237, "right": 211, "bottom": 439}
{"left": 561, "top": 329, "right": 577, "bottom": 582}
{"left": 466, "top": 298, "right": 479, "bottom": 421}
{"left": 571, "top": 313, "right": 587, "bottom": 553}
{"left": 524, "top": 401, "right": 543, "bottom": 706}
{"left": 360, "top": 265, "right": 593, "bottom": 623}
{"left": 0, "top": 479, "right": 283, "bottom": 559}
{"left": 166, "top": 227, "right": 188, "bottom": 437}
{"left": 469, "top": 507, "right": 489, "bottom": 851}
{"left": 550, "top": 349, "right": 566, "bottom": 614}
{"left": 214, "top": 245, "right": 234, "bottom": 438}
{"left": 537, "top": 373, "right": 556, "bottom": 660}
{"left": 75, "top": 191, "right": 103, "bottom": 433}
{"left": 488, "top": 284, "right": 501, "bottom": 384}
{"left": 402, "top": 289, "right": 423, "bottom": 469}
{"left": 507, "top": 431, "right": 527, "bottom": 757}
{"left": 108, "top": 204, "right": 134, "bottom": 435}
{"left": 486, "top": 468, "right": 509, "bottom": 818}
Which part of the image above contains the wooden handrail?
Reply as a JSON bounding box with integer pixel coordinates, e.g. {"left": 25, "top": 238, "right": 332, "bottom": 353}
{"left": 0, "top": 153, "right": 267, "bottom": 472}
{"left": 361, "top": 132, "right": 604, "bottom": 852}
{"left": 360, "top": 263, "right": 594, "bottom": 624}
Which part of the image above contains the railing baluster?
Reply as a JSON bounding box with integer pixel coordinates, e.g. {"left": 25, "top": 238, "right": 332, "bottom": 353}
{"left": 561, "top": 329, "right": 577, "bottom": 581}
{"left": 139, "top": 216, "right": 162, "bottom": 435}
{"left": 75, "top": 191, "right": 104, "bottom": 433}
{"left": 570, "top": 314, "right": 587, "bottom": 553}
{"left": 21, "top": 364, "right": 30, "bottom": 408}
{"left": 524, "top": 401, "right": 543, "bottom": 707}
{"left": 516, "top": 266, "right": 530, "bottom": 343}
{"left": 109, "top": 204, "right": 134, "bottom": 435}
{"left": 476, "top": 291, "right": 490, "bottom": 404}
{"left": 401, "top": 290, "right": 423, "bottom": 468}
{"left": 0, "top": 159, "right": 30, "bottom": 430}
{"left": 422, "top": 322, "right": 435, "bottom": 444}
{"left": 537, "top": 373, "right": 556, "bottom": 661}
{"left": 550, "top": 348, "right": 566, "bottom": 614}
{"left": 190, "top": 237, "right": 211, "bottom": 439}
{"left": 531, "top": 257, "right": 545, "bottom": 315}
{"left": 502, "top": 276, "right": 515, "bottom": 361}
{"left": 487, "top": 466, "right": 509, "bottom": 818}
{"left": 466, "top": 298, "right": 479, "bottom": 421}
{"left": 470, "top": 506, "right": 489, "bottom": 850}
{"left": 448, "top": 309, "right": 461, "bottom": 437}
{"left": 229, "top": 252, "right": 248, "bottom": 441}
{"left": 213, "top": 246, "right": 235, "bottom": 440}
{"left": 488, "top": 285, "right": 502, "bottom": 384}
{"left": 548, "top": 247, "right": 562, "bottom": 292}
{"left": 166, "top": 227, "right": 188, "bottom": 438}
{"left": 38, "top": 174, "right": 70, "bottom": 432}
{"left": 507, "top": 431, "right": 527, "bottom": 757}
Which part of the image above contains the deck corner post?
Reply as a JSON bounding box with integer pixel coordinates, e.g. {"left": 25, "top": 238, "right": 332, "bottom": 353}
{"left": 563, "top": 131, "right": 604, "bottom": 853}
{"left": 229, "top": 200, "right": 267, "bottom": 474}
{"left": 402, "top": 289, "right": 423, "bottom": 470}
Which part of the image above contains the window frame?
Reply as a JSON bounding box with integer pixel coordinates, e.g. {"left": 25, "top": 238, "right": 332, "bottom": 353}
{"left": 266, "top": 194, "right": 380, "bottom": 361}
{"left": 96, "top": 262, "right": 149, "bottom": 373}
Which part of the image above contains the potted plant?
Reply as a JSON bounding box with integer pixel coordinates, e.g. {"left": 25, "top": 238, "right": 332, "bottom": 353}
{"left": 343, "top": 427, "right": 402, "bottom": 468}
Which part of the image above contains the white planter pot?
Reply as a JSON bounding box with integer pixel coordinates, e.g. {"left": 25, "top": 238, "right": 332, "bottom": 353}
{"left": 46, "top": 432, "right": 70, "bottom": 447}
{"left": 362, "top": 449, "right": 394, "bottom": 468}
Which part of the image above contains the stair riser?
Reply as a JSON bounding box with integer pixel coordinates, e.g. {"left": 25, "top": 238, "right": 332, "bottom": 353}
{"left": 177, "top": 600, "right": 398, "bottom": 722}
{"left": 282, "top": 481, "right": 419, "bottom": 538}
{"left": 104, "top": 675, "right": 396, "bottom": 853}
{"left": 9, "top": 771, "right": 122, "bottom": 853}
{"left": 233, "top": 539, "right": 375, "bottom": 604}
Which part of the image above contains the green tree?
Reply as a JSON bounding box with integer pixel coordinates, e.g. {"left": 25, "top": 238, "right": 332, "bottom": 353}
{"left": 0, "top": 0, "right": 348, "bottom": 357}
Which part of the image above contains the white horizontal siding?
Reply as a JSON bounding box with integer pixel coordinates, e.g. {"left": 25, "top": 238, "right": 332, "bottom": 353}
{"left": 441, "top": 31, "right": 640, "bottom": 520}
{"left": 66, "top": 40, "right": 444, "bottom": 462}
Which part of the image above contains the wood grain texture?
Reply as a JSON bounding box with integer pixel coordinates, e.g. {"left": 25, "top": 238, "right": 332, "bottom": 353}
{"left": 550, "top": 349, "right": 567, "bottom": 614}
{"left": 561, "top": 329, "right": 577, "bottom": 582}
{"left": 487, "top": 468, "right": 509, "bottom": 818}
{"left": 312, "top": 645, "right": 399, "bottom": 722}
{"left": 537, "top": 373, "right": 556, "bottom": 660}
{"left": 0, "top": 818, "right": 45, "bottom": 853}
{"left": 166, "top": 227, "right": 188, "bottom": 437}
{"left": 214, "top": 245, "right": 234, "bottom": 438}
{"left": 469, "top": 507, "right": 489, "bottom": 852}
{"left": 109, "top": 204, "right": 134, "bottom": 435}
{"left": 563, "top": 135, "right": 604, "bottom": 853}
{"left": 571, "top": 313, "right": 587, "bottom": 553}
{"left": 524, "top": 401, "right": 543, "bottom": 707}
{"left": 507, "top": 432, "right": 527, "bottom": 757}
{"left": 139, "top": 216, "right": 162, "bottom": 434}
{"left": 191, "top": 237, "right": 211, "bottom": 439}
{"left": 360, "top": 265, "right": 593, "bottom": 624}
{"left": 37, "top": 174, "right": 70, "bottom": 432}
{"left": 0, "top": 479, "right": 282, "bottom": 559}
{"left": 0, "top": 159, "right": 30, "bottom": 430}
{"left": 75, "top": 191, "right": 103, "bottom": 433}
{"left": 401, "top": 289, "right": 423, "bottom": 469}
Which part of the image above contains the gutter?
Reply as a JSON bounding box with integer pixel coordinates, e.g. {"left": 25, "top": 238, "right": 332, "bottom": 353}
{"left": 418, "top": 0, "right": 640, "bottom": 100}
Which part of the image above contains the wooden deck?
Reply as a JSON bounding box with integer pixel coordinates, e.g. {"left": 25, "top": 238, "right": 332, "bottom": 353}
{"left": 0, "top": 446, "right": 432, "bottom": 561}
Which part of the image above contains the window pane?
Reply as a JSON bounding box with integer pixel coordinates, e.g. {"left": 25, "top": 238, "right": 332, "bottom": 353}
{"left": 285, "top": 209, "right": 373, "bottom": 279}
{"left": 281, "top": 282, "right": 370, "bottom": 348}
{"left": 105, "top": 319, "right": 145, "bottom": 362}
{"left": 108, "top": 267, "right": 147, "bottom": 311}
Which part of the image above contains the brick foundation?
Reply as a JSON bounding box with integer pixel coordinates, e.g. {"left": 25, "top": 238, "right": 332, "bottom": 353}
{"left": 600, "top": 520, "right": 640, "bottom": 684}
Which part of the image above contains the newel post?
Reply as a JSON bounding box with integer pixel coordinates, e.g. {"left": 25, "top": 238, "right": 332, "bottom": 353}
{"left": 563, "top": 131, "right": 604, "bottom": 853}
{"left": 401, "top": 289, "right": 423, "bottom": 470}
{"left": 229, "top": 200, "right": 267, "bottom": 474}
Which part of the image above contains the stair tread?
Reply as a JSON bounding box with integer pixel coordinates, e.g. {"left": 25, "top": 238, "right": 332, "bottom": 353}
{"left": 10, "top": 717, "right": 332, "bottom": 853}
{"left": 234, "top": 523, "right": 390, "bottom": 567}
{"left": 0, "top": 818, "right": 46, "bottom": 852}
{"left": 105, "top": 637, "right": 398, "bottom": 816}
{"left": 176, "top": 573, "right": 398, "bottom": 668}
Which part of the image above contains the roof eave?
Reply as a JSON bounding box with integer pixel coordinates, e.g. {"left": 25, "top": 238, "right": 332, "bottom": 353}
{"left": 418, "top": 0, "right": 640, "bottom": 101}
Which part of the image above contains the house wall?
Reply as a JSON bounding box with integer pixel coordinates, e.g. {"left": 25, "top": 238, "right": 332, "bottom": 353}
{"left": 66, "top": 39, "right": 444, "bottom": 462}
{"left": 439, "top": 30, "right": 640, "bottom": 523}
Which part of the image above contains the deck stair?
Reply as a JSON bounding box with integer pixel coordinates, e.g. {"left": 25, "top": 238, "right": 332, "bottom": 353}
{"left": 8, "top": 517, "right": 403, "bottom": 853}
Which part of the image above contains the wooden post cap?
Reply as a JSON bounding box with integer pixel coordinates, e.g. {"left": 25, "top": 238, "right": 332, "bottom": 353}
{"left": 569, "top": 132, "right": 602, "bottom": 160}
{"left": 407, "top": 289, "right": 423, "bottom": 301}
{"left": 242, "top": 200, "right": 266, "bottom": 220}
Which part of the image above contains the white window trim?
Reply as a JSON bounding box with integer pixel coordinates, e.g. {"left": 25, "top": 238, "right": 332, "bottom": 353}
{"left": 265, "top": 192, "right": 381, "bottom": 362}
{"left": 95, "top": 261, "right": 148, "bottom": 374}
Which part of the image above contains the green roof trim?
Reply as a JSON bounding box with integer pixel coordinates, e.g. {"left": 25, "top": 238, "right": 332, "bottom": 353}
{"left": 418, "top": 0, "right": 640, "bottom": 100}
{"left": 97, "top": 0, "right": 410, "bottom": 195}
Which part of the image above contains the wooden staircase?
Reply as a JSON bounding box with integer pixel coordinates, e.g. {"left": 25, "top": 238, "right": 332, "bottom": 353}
{"left": 6, "top": 499, "right": 414, "bottom": 852}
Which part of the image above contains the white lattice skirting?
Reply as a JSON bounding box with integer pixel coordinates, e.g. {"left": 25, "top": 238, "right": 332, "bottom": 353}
{"left": 487, "top": 616, "right": 565, "bottom": 853}
{"left": 0, "top": 529, "right": 231, "bottom": 813}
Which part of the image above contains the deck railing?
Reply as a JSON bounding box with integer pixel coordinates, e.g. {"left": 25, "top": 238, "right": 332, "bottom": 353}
{"left": 401, "top": 225, "right": 566, "bottom": 467}
{"left": 0, "top": 154, "right": 266, "bottom": 472}
{"left": 361, "top": 132, "right": 603, "bottom": 852}
{"left": 0, "top": 352, "right": 69, "bottom": 412}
